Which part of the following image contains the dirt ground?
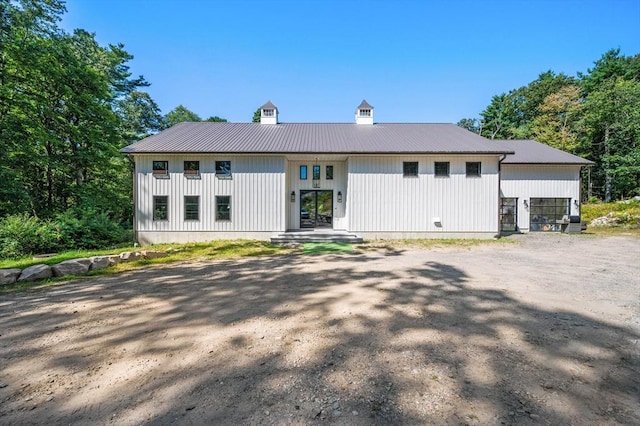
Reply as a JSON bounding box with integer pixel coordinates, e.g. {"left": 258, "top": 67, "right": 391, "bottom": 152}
{"left": 0, "top": 233, "right": 639, "bottom": 425}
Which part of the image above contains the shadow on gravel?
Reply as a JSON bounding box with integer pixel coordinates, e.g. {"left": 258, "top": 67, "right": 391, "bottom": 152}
{"left": 0, "top": 248, "right": 638, "bottom": 425}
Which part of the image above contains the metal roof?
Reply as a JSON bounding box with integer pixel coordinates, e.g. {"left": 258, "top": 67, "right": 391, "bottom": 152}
{"left": 121, "top": 122, "right": 513, "bottom": 155}
{"left": 355, "top": 99, "right": 374, "bottom": 112}
{"left": 494, "top": 140, "right": 593, "bottom": 165}
{"left": 260, "top": 100, "right": 278, "bottom": 112}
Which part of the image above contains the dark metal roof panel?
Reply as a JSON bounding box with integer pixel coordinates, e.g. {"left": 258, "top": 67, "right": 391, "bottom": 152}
{"left": 121, "top": 122, "right": 514, "bottom": 155}
{"left": 260, "top": 100, "right": 278, "bottom": 112}
{"left": 355, "top": 99, "right": 374, "bottom": 112}
{"left": 495, "top": 140, "right": 593, "bottom": 165}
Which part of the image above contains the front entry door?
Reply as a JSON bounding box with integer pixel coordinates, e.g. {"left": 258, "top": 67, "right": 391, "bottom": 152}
{"left": 300, "top": 190, "right": 333, "bottom": 228}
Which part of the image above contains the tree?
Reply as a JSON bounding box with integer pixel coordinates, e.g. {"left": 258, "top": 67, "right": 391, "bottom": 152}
{"left": 252, "top": 108, "right": 261, "bottom": 123}
{"left": 531, "top": 84, "right": 583, "bottom": 153}
{"left": 581, "top": 78, "right": 640, "bottom": 201}
{"left": 0, "top": 0, "right": 155, "bottom": 223}
{"left": 205, "top": 115, "right": 227, "bottom": 122}
{"left": 164, "top": 105, "right": 201, "bottom": 127}
{"left": 457, "top": 118, "right": 480, "bottom": 134}
{"left": 116, "top": 91, "right": 165, "bottom": 143}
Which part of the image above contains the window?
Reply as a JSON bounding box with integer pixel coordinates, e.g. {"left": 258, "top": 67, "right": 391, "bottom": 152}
{"left": 184, "top": 161, "right": 200, "bottom": 177}
{"left": 152, "top": 161, "right": 168, "bottom": 177}
{"left": 215, "top": 161, "right": 231, "bottom": 179}
{"left": 263, "top": 109, "right": 274, "bottom": 117}
{"left": 403, "top": 162, "right": 418, "bottom": 177}
{"left": 313, "top": 165, "right": 321, "bottom": 180}
{"left": 153, "top": 196, "right": 168, "bottom": 221}
{"left": 326, "top": 165, "right": 334, "bottom": 180}
{"left": 359, "top": 109, "right": 371, "bottom": 117}
{"left": 466, "top": 162, "right": 481, "bottom": 177}
{"left": 216, "top": 196, "right": 231, "bottom": 221}
{"left": 184, "top": 196, "right": 199, "bottom": 221}
{"left": 434, "top": 162, "right": 450, "bottom": 177}
{"left": 300, "top": 165, "right": 307, "bottom": 180}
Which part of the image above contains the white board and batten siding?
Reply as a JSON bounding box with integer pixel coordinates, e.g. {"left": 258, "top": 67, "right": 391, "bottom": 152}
{"left": 286, "top": 160, "right": 348, "bottom": 230}
{"left": 347, "top": 155, "right": 501, "bottom": 239}
{"left": 500, "top": 164, "right": 582, "bottom": 232}
{"left": 134, "top": 154, "right": 286, "bottom": 244}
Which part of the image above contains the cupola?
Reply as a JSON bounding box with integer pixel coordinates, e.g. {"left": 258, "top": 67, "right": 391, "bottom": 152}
{"left": 260, "top": 100, "right": 278, "bottom": 124}
{"left": 355, "top": 99, "right": 374, "bottom": 125}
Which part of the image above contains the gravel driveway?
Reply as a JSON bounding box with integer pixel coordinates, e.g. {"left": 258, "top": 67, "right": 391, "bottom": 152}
{"left": 1, "top": 233, "right": 639, "bottom": 425}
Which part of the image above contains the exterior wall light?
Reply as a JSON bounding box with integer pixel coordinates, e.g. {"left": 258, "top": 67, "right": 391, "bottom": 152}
{"left": 523, "top": 200, "right": 528, "bottom": 208}
{"left": 337, "top": 191, "right": 343, "bottom": 203}
{"left": 290, "top": 191, "right": 295, "bottom": 202}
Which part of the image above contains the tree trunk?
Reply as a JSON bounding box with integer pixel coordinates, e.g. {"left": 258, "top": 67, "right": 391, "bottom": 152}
{"left": 604, "top": 127, "right": 612, "bottom": 202}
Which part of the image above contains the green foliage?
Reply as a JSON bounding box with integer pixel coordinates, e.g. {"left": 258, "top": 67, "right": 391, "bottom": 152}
{"left": 55, "top": 208, "right": 130, "bottom": 250}
{"left": 164, "top": 104, "right": 201, "bottom": 127}
{"left": 252, "top": 108, "right": 261, "bottom": 123}
{"left": 0, "top": 214, "right": 60, "bottom": 258}
{"left": 0, "top": 209, "right": 131, "bottom": 259}
{"left": 581, "top": 199, "right": 640, "bottom": 225}
{"left": 457, "top": 118, "right": 480, "bottom": 133}
{"left": 466, "top": 49, "right": 640, "bottom": 202}
{"left": 205, "top": 115, "right": 227, "bottom": 122}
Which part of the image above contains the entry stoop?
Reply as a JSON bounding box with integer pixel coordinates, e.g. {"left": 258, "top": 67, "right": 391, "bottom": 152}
{"left": 270, "top": 229, "right": 363, "bottom": 244}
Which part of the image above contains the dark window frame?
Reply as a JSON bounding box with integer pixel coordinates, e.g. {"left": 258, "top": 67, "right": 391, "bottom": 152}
{"left": 184, "top": 195, "right": 200, "bottom": 221}
{"left": 434, "top": 161, "right": 450, "bottom": 177}
{"left": 215, "top": 161, "right": 231, "bottom": 179}
{"left": 313, "top": 165, "right": 321, "bottom": 180}
{"left": 152, "top": 160, "right": 169, "bottom": 178}
{"left": 183, "top": 160, "right": 200, "bottom": 177}
{"left": 153, "top": 196, "right": 168, "bottom": 221}
{"left": 300, "top": 165, "right": 308, "bottom": 180}
{"left": 466, "top": 161, "right": 481, "bottom": 177}
{"left": 216, "top": 195, "right": 231, "bottom": 221}
{"left": 403, "top": 161, "right": 419, "bottom": 177}
{"left": 326, "top": 165, "right": 334, "bottom": 180}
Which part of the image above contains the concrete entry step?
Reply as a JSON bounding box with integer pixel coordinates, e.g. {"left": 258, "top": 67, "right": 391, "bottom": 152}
{"left": 270, "top": 229, "right": 363, "bottom": 244}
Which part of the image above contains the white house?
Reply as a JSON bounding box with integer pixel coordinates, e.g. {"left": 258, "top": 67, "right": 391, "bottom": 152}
{"left": 121, "top": 101, "right": 592, "bottom": 244}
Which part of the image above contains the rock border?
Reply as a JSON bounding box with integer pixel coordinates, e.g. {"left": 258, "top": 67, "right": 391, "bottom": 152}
{"left": 0, "top": 250, "right": 167, "bottom": 287}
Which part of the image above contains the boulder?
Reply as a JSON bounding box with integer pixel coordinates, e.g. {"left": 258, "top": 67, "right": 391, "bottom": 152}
{"left": 0, "top": 269, "right": 22, "bottom": 286}
{"left": 107, "top": 255, "right": 121, "bottom": 266}
{"left": 89, "top": 256, "right": 110, "bottom": 271}
{"left": 18, "top": 264, "right": 52, "bottom": 282}
{"left": 119, "top": 251, "right": 141, "bottom": 262}
{"left": 141, "top": 250, "right": 167, "bottom": 259}
{"left": 51, "top": 258, "right": 91, "bottom": 277}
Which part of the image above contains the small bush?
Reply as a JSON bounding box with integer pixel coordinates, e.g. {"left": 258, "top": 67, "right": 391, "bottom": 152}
{"left": 0, "top": 209, "right": 132, "bottom": 259}
{"left": 0, "top": 214, "right": 61, "bottom": 258}
{"left": 55, "top": 208, "right": 129, "bottom": 250}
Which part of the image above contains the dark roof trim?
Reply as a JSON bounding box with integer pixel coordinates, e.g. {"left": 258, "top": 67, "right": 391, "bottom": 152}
{"left": 124, "top": 150, "right": 513, "bottom": 156}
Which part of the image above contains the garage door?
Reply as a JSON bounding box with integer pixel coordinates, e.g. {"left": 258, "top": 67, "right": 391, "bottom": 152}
{"left": 530, "top": 198, "right": 570, "bottom": 232}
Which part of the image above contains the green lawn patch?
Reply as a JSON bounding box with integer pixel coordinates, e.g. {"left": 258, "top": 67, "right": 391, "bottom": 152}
{"left": 303, "top": 242, "right": 353, "bottom": 254}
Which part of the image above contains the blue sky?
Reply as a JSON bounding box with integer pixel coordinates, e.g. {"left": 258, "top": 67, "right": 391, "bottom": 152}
{"left": 61, "top": 0, "right": 640, "bottom": 123}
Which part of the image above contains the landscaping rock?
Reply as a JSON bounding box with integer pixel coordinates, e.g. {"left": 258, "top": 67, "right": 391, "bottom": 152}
{"left": 107, "top": 255, "right": 121, "bottom": 266}
{"left": 0, "top": 269, "right": 22, "bottom": 286}
{"left": 141, "top": 250, "right": 167, "bottom": 259}
{"left": 119, "top": 252, "right": 141, "bottom": 262}
{"left": 18, "top": 264, "right": 52, "bottom": 282}
{"left": 51, "top": 258, "right": 91, "bottom": 277}
{"left": 89, "top": 256, "right": 110, "bottom": 271}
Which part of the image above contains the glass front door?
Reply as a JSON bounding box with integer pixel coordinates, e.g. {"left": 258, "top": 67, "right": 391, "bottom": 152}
{"left": 500, "top": 198, "right": 518, "bottom": 232}
{"left": 300, "top": 190, "right": 333, "bottom": 228}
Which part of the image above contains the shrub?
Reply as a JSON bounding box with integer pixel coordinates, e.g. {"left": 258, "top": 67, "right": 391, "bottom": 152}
{"left": 55, "top": 207, "right": 130, "bottom": 250}
{"left": 0, "top": 214, "right": 61, "bottom": 258}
